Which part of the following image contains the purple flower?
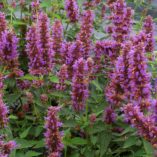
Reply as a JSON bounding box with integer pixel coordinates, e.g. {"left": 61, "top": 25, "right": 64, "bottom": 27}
{"left": 77, "top": 10, "right": 94, "bottom": 58}
{"left": 122, "top": 103, "right": 157, "bottom": 146}
{"left": 44, "top": 106, "right": 63, "bottom": 156}
{"left": 26, "top": 24, "right": 44, "bottom": 75}
{"left": 37, "top": 12, "right": 53, "bottom": 72}
{"left": 0, "top": 12, "right": 7, "bottom": 36}
{"left": 95, "top": 40, "right": 118, "bottom": 71}
{"left": 143, "top": 15, "right": 155, "bottom": 56}
{"left": 71, "top": 58, "right": 90, "bottom": 112}
{"left": 105, "top": 41, "right": 132, "bottom": 106}
{"left": 107, "top": 0, "right": 134, "bottom": 47}
{"left": 0, "top": 94, "right": 8, "bottom": 128}
{"left": 103, "top": 106, "right": 117, "bottom": 124}
{"left": 26, "top": 12, "right": 53, "bottom": 75}
{"left": 52, "top": 20, "right": 64, "bottom": 63}
{"left": 56, "top": 64, "right": 68, "bottom": 91}
{"left": 0, "top": 30, "right": 20, "bottom": 72}
{"left": 65, "top": 0, "right": 79, "bottom": 23}
{"left": 128, "top": 36, "right": 151, "bottom": 104}
{"left": 0, "top": 139, "right": 16, "bottom": 157}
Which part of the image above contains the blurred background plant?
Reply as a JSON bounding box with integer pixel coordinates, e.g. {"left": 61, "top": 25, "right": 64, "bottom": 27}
{"left": 0, "top": 0, "right": 157, "bottom": 157}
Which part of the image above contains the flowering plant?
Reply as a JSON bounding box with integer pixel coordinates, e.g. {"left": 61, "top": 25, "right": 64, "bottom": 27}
{"left": 0, "top": 0, "right": 156, "bottom": 157}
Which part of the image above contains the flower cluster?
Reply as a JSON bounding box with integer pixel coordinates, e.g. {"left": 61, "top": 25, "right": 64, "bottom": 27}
{"left": 128, "top": 36, "right": 151, "bottom": 104}
{"left": 71, "top": 58, "right": 90, "bottom": 112}
{"left": 52, "top": 20, "right": 64, "bottom": 63}
{"left": 0, "top": 139, "right": 16, "bottom": 157}
{"left": 114, "top": 41, "right": 132, "bottom": 100}
{"left": 44, "top": 106, "right": 63, "bottom": 157}
{"left": 77, "top": 10, "right": 94, "bottom": 58}
{"left": 0, "top": 30, "right": 20, "bottom": 70}
{"left": 56, "top": 64, "right": 68, "bottom": 91}
{"left": 103, "top": 106, "right": 117, "bottom": 124}
{"left": 26, "top": 12, "right": 53, "bottom": 75}
{"left": 0, "top": 12, "right": 7, "bottom": 36}
{"left": 143, "top": 15, "right": 155, "bottom": 54}
{"left": 95, "top": 40, "right": 118, "bottom": 68}
{"left": 0, "top": 94, "right": 8, "bottom": 128}
{"left": 65, "top": 0, "right": 79, "bottom": 23}
{"left": 123, "top": 103, "right": 157, "bottom": 147}
{"left": 107, "top": 0, "right": 134, "bottom": 47}
{"left": 26, "top": 24, "right": 44, "bottom": 75}
{"left": 37, "top": 12, "right": 53, "bottom": 73}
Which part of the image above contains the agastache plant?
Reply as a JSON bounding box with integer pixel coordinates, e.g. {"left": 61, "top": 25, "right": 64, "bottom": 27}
{"left": 26, "top": 24, "right": 44, "bottom": 75}
{"left": 107, "top": 0, "right": 134, "bottom": 49}
{"left": 128, "top": 35, "right": 151, "bottom": 105}
{"left": 123, "top": 103, "right": 157, "bottom": 147}
{"left": 0, "top": 12, "right": 7, "bottom": 36}
{"left": 77, "top": 10, "right": 94, "bottom": 58}
{"left": 44, "top": 106, "right": 63, "bottom": 157}
{"left": 0, "top": 94, "right": 8, "bottom": 128}
{"left": 56, "top": 64, "right": 68, "bottom": 91}
{"left": 65, "top": 0, "right": 79, "bottom": 23}
{"left": 71, "top": 58, "right": 90, "bottom": 112}
{"left": 0, "top": 139, "right": 17, "bottom": 157}
{"left": 52, "top": 20, "right": 64, "bottom": 63}
{"left": 37, "top": 12, "right": 53, "bottom": 73}
{"left": 143, "top": 15, "right": 155, "bottom": 58}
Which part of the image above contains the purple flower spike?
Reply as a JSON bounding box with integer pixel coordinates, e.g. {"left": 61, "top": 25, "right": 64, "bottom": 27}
{"left": 0, "top": 139, "right": 16, "bottom": 157}
{"left": 0, "top": 94, "right": 9, "bottom": 128}
{"left": 65, "top": 0, "right": 79, "bottom": 23}
{"left": 0, "top": 12, "right": 7, "bottom": 36}
{"left": 44, "top": 106, "right": 63, "bottom": 157}
{"left": 128, "top": 37, "right": 151, "bottom": 104}
{"left": 52, "top": 20, "right": 64, "bottom": 63}
{"left": 0, "top": 30, "right": 20, "bottom": 72}
{"left": 77, "top": 10, "right": 94, "bottom": 58}
{"left": 26, "top": 24, "right": 44, "bottom": 75}
{"left": 107, "top": 0, "right": 134, "bottom": 47}
{"left": 26, "top": 12, "right": 53, "bottom": 75}
{"left": 71, "top": 58, "right": 90, "bottom": 112}
{"left": 103, "top": 106, "right": 117, "bottom": 124}
{"left": 37, "top": 12, "right": 53, "bottom": 72}
{"left": 123, "top": 103, "right": 157, "bottom": 147}
{"left": 143, "top": 15, "right": 155, "bottom": 56}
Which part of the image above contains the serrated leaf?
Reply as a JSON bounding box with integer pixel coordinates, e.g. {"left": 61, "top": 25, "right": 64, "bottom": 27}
{"left": 20, "top": 127, "right": 31, "bottom": 138}
{"left": 123, "top": 136, "right": 138, "bottom": 148}
{"left": 99, "top": 131, "right": 112, "bottom": 157}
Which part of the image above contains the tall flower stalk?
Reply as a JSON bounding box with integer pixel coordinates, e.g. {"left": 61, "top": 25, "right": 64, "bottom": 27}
{"left": 77, "top": 10, "right": 94, "bottom": 58}
{"left": 26, "top": 12, "right": 53, "bottom": 75}
{"left": 44, "top": 106, "right": 63, "bottom": 157}
{"left": 65, "top": 0, "right": 79, "bottom": 23}
{"left": 71, "top": 58, "right": 91, "bottom": 112}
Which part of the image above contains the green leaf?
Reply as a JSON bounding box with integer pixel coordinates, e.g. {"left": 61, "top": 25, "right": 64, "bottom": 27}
{"left": 33, "top": 139, "right": 45, "bottom": 148}
{"left": 9, "top": 115, "right": 18, "bottom": 120}
{"left": 20, "top": 127, "right": 31, "bottom": 138}
{"left": 15, "top": 139, "right": 36, "bottom": 149}
{"left": 99, "top": 131, "right": 112, "bottom": 157}
{"left": 143, "top": 139, "right": 154, "bottom": 156}
{"left": 70, "top": 137, "right": 87, "bottom": 145}
{"left": 91, "top": 80, "right": 103, "bottom": 92}
{"left": 41, "top": 0, "right": 52, "bottom": 8}
{"left": 123, "top": 136, "right": 138, "bottom": 148}
{"left": 19, "top": 74, "right": 38, "bottom": 81}
{"left": 49, "top": 75, "right": 59, "bottom": 83}
{"left": 25, "top": 151, "right": 42, "bottom": 157}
